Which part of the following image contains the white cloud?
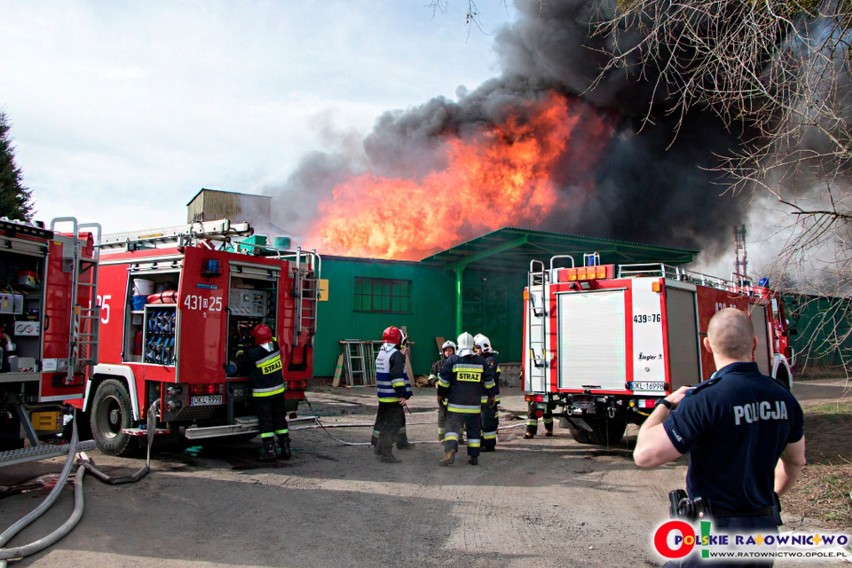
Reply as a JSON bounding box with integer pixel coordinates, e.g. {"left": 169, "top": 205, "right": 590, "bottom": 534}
{"left": 1, "top": 0, "right": 513, "bottom": 233}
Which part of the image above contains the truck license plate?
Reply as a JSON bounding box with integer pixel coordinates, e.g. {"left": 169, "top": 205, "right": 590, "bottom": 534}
{"left": 632, "top": 382, "right": 666, "bottom": 391}
{"left": 190, "top": 395, "right": 223, "bottom": 406}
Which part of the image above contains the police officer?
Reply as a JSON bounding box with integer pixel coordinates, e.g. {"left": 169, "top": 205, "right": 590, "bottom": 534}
{"left": 474, "top": 333, "right": 501, "bottom": 452}
{"left": 372, "top": 326, "right": 412, "bottom": 464}
{"left": 235, "top": 324, "right": 290, "bottom": 462}
{"left": 634, "top": 308, "right": 806, "bottom": 567}
{"left": 437, "top": 332, "right": 496, "bottom": 466}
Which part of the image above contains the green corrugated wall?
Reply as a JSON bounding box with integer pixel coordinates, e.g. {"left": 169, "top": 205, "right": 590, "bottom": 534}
{"left": 314, "top": 257, "right": 531, "bottom": 378}
{"left": 314, "top": 257, "right": 457, "bottom": 377}
{"left": 785, "top": 294, "right": 851, "bottom": 369}
{"left": 460, "top": 268, "right": 527, "bottom": 364}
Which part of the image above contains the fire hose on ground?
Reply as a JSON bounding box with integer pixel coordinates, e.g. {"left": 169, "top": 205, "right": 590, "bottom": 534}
{"left": 0, "top": 400, "right": 158, "bottom": 566}
{"left": 300, "top": 397, "right": 527, "bottom": 447}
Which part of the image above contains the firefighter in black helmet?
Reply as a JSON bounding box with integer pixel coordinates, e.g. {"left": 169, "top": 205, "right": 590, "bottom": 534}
{"left": 236, "top": 323, "right": 291, "bottom": 462}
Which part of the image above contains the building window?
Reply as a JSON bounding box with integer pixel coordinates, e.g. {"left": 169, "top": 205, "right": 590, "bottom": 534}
{"left": 354, "top": 277, "right": 411, "bottom": 313}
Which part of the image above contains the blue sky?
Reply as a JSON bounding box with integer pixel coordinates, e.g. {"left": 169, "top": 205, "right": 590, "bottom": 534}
{"left": 1, "top": 1, "right": 515, "bottom": 234}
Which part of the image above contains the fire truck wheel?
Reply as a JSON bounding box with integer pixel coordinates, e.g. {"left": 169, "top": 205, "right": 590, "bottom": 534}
{"left": 585, "top": 417, "right": 627, "bottom": 446}
{"left": 774, "top": 368, "right": 791, "bottom": 390}
{"left": 91, "top": 379, "right": 135, "bottom": 456}
{"left": 568, "top": 426, "right": 593, "bottom": 445}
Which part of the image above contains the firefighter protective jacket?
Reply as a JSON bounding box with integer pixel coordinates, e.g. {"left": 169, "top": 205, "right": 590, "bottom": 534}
{"left": 237, "top": 341, "right": 286, "bottom": 397}
{"left": 375, "top": 343, "right": 412, "bottom": 403}
{"left": 438, "top": 353, "right": 496, "bottom": 414}
{"left": 479, "top": 352, "right": 501, "bottom": 405}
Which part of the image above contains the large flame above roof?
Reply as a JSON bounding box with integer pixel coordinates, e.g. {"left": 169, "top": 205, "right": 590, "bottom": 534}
{"left": 303, "top": 92, "right": 612, "bottom": 259}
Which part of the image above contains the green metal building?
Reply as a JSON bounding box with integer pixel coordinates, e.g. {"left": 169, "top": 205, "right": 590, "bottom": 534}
{"left": 313, "top": 227, "right": 697, "bottom": 378}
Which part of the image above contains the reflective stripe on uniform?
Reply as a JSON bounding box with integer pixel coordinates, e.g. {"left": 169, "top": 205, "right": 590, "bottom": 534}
{"left": 482, "top": 431, "right": 497, "bottom": 440}
{"left": 253, "top": 383, "right": 286, "bottom": 397}
{"left": 447, "top": 403, "right": 480, "bottom": 414}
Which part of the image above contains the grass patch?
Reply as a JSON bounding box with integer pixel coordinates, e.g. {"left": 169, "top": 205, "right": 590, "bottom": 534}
{"left": 783, "top": 400, "right": 852, "bottom": 529}
{"left": 805, "top": 400, "right": 852, "bottom": 415}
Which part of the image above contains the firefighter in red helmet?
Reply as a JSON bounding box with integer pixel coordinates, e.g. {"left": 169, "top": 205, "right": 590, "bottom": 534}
{"left": 371, "top": 325, "right": 413, "bottom": 463}
{"left": 236, "top": 323, "right": 290, "bottom": 462}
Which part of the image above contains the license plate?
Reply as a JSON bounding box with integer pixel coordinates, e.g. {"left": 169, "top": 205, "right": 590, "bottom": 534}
{"left": 633, "top": 382, "right": 666, "bottom": 391}
{"left": 190, "top": 394, "right": 223, "bottom": 406}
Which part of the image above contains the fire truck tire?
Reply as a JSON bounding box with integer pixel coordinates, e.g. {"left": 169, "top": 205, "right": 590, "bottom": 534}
{"left": 568, "top": 426, "right": 594, "bottom": 444}
{"left": 91, "top": 379, "right": 135, "bottom": 456}
{"left": 774, "top": 368, "right": 791, "bottom": 390}
{"left": 586, "top": 417, "right": 626, "bottom": 446}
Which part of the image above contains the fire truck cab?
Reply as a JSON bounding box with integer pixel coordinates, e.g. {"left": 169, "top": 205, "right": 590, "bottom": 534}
{"left": 523, "top": 253, "right": 795, "bottom": 446}
{"left": 80, "top": 219, "right": 319, "bottom": 456}
{"left": 0, "top": 217, "right": 100, "bottom": 466}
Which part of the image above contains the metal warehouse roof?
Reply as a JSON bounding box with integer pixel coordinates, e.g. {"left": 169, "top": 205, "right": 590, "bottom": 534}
{"left": 420, "top": 226, "right": 698, "bottom": 273}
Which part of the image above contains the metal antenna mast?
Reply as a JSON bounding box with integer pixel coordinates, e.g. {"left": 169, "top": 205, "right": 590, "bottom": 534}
{"left": 734, "top": 224, "right": 748, "bottom": 277}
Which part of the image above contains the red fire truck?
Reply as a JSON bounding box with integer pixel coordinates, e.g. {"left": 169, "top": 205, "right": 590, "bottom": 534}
{"left": 522, "top": 253, "right": 795, "bottom": 446}
{"left": 75, "top": 219, "right": 319, "bottom": 456}
{"left": 0, "top": 217, "right": 100, "bottom": 466}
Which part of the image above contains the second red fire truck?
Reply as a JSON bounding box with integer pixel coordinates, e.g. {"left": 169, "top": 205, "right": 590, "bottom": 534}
{"left": 71, "top": 219, "right": 320, "bottom": 456}
{"left": 0, "top": 217, "right": 99, "bottom": 465}
{"left": 522, "top": 253, "right": 795, "bottom": 446}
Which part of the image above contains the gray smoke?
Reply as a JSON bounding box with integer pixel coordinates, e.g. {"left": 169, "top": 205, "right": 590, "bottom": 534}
{"left": 267, "top": 0, "right": 753, "bottom": 258}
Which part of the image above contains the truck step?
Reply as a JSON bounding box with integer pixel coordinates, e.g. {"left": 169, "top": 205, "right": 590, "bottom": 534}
{"left": 121, "top": 427, "right": 172, "bottom": 437}
{"left": 0, "top": 440, "right": 97, "bottom": 468}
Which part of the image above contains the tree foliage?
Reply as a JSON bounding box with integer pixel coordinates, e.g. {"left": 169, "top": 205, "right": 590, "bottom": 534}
{"left": 593, "top": 0, "right": 851, "bottom": 373}
{"left": 0, "top": 111, "right": 33, "bottom": 221}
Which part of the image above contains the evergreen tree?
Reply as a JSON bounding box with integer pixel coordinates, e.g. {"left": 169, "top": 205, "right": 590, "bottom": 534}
{"left": 0, "top": 111, "right": 33, "bottom": 221}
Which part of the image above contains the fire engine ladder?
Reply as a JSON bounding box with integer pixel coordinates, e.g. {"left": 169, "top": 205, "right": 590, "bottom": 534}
{"left": 51, "top": 218, "right": 103, "bottom": 383}
{"left": 527, "top": 260, "right": 549, "bottom": 389}
{"left": 100, "top": 218, "right": 253, "bottom": 251}
{"left": 288, "top": 248, "right": 321, "bottom": 347}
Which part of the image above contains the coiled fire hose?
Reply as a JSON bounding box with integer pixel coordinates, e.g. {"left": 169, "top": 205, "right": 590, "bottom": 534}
{"left": 0, "top": 400, "right": 158, "bottom": 565}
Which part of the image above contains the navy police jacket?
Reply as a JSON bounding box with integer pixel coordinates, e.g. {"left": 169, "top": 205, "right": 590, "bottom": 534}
{"left": 663, "top": 362, "right": 804, "bottom": 513}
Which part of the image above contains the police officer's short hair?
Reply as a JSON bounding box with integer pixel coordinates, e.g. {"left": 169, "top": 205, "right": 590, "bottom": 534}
{"left": 707, "top": 308, "right": 754, "bottom": 360}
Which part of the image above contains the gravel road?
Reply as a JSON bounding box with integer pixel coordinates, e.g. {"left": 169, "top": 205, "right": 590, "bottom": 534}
{"left": 0, "top": 380, "right": 846, "bottom": 567}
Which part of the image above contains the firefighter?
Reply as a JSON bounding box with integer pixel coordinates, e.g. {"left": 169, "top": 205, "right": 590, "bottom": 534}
{"left": 235, "top": 323, "right": 290, "bottom": 462}
{"left": 474, "top": 333, "right": 501, "bottom": 452}
{"left": 372, "top": 326, "right": 413, "bottom": 464}
{"left": 524, "top": 402, "right": 553, "bottom": 439}
{"left": 437, "top": 332, "right": 496, "bottom": 466}
{"left": 429, "top": 340, "right": 456, "bottom": 441}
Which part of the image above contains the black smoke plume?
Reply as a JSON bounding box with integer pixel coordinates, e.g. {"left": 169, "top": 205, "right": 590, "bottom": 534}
{"left": 267, "top": 0, "right": 751, "bottom": 261}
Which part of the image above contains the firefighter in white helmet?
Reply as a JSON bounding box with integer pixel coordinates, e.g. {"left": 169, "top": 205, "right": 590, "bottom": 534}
{"left": 428, "top": 339, "right": 456, "bottom": 441}
{"left": 437, "top": 332, "right": 496, "bottom": 466}
{"left": 474, "top": 333, "right": 501, "bottom": 451}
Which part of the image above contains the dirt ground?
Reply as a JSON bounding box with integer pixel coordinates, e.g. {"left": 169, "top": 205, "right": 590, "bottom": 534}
{"left": 0, "top": 379, "right": 849, "bottom": 567}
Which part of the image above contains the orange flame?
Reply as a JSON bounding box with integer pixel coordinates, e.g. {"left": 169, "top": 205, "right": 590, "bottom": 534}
{"left": 305, "top": 91, "right": 611, "bottom": 259}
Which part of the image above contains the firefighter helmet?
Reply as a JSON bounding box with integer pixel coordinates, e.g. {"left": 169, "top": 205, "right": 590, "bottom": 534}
{"left": 457, "top": 332, "right": 474, "bottom": 352}
{"left": 382, "top": 326, "right": 403, "bottom": 345}
{"left": 441, "top": 340, "right": 457, "bottom": 353}
{"left": 251, "top": 323, "right": 274, "bottom": 345}
{"left": 474, "top": 333, "right": 494, "bottom": 353}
